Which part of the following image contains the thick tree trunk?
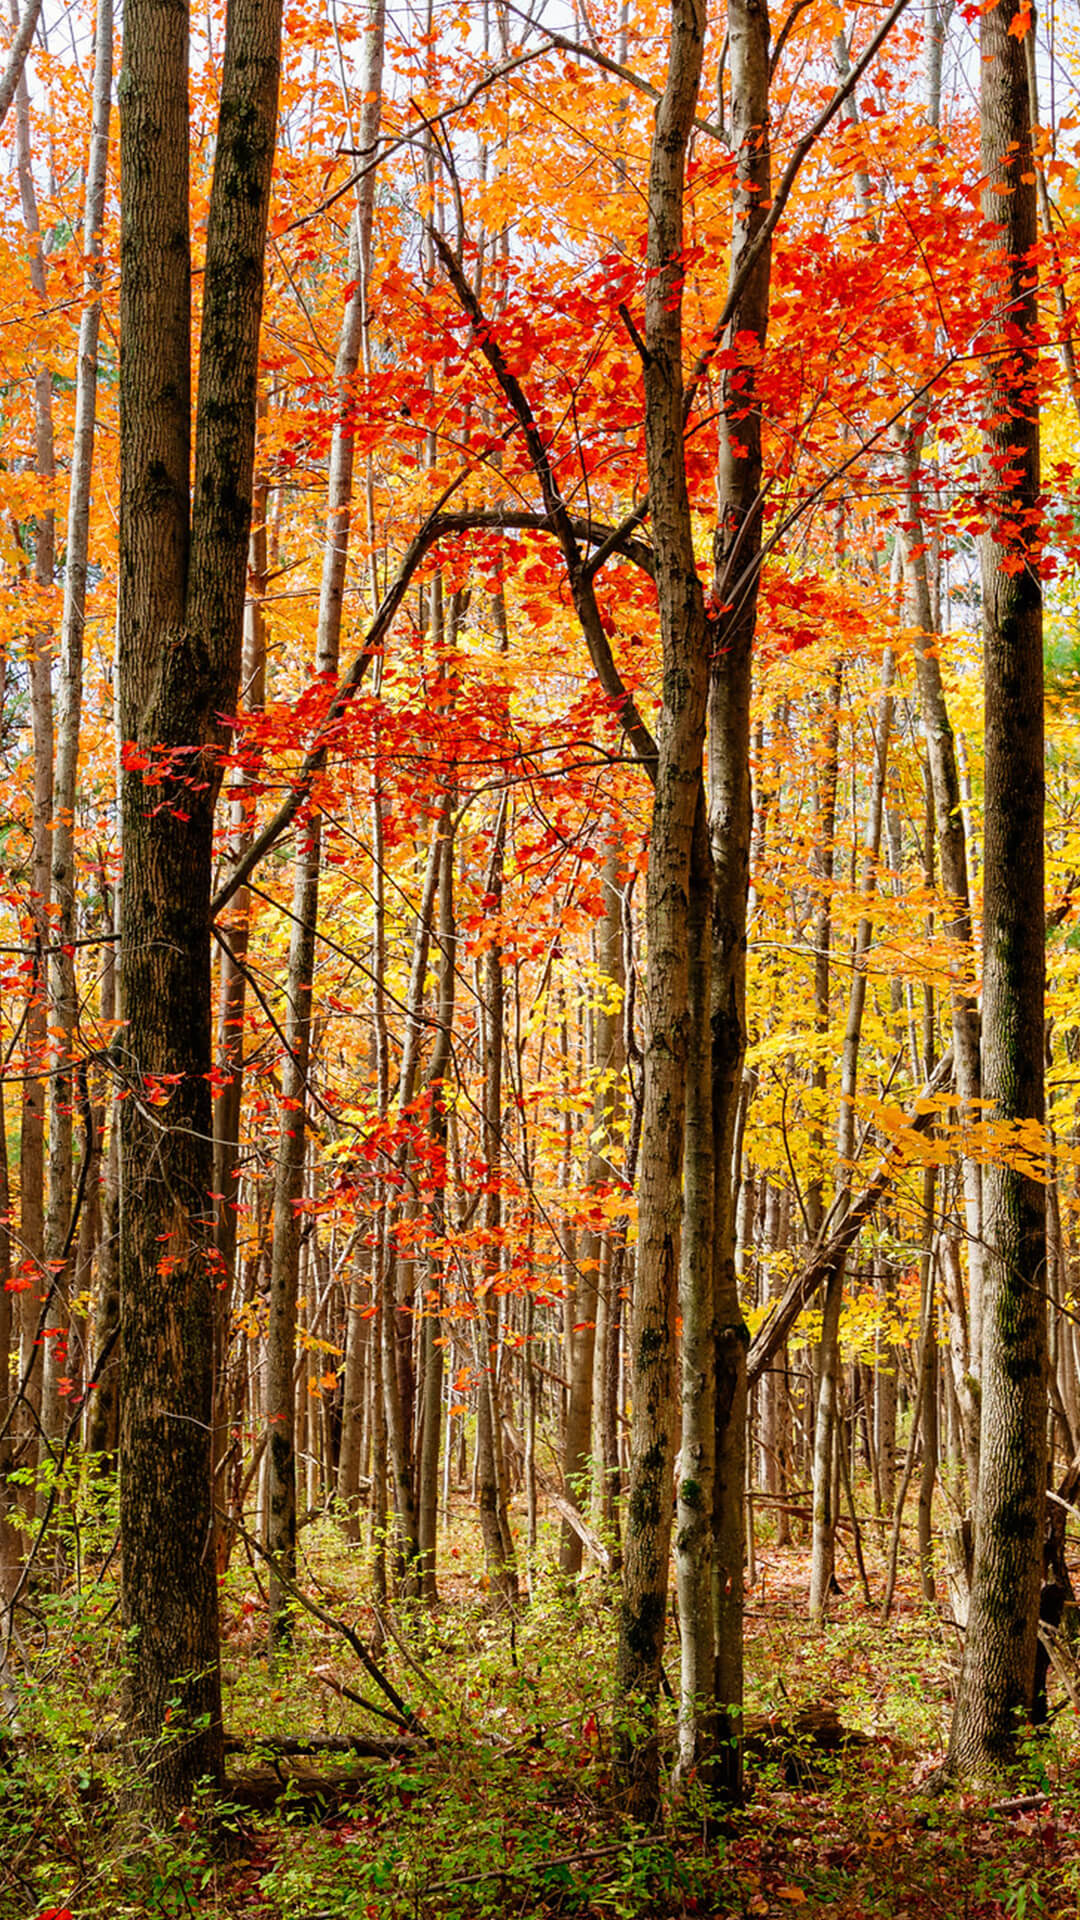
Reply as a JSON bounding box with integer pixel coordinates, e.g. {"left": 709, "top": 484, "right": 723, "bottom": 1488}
{"left": 118, "top": 0, "right": 281, "bottom": 1804}
{"left": 947, "top": 0, "right": 1046, "bottom": 1776}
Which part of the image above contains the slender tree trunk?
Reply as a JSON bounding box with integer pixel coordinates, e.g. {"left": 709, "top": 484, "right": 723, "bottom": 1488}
{"left": 564, "top": 839, "right": 623, "bottom": 1574}
{"left": 264, "top": 836, "right": 319, "bottom": 1646}
{"left": 809, "top": 652, "right": 894, "bottom": 1621}
{"left": 476, "top": 792, "right": 519, "bottom": 1602}
{"left": 417, "top": 783, "right": 457, "bottom": 1603}
{"left": 0, "top": 0, "right": 42, "bottom": 133}
{"left": 11, "top": 7, "right": 54, "bottom": 1468}
{"left": 706, "top": 0, "right": 771, "bottom": 1801}
{"left": 212, "top": 475, "right": 267, "bottom": 1558}
{"left": 0, "top": 1080, "right": 19, "bottom": 1608}
{"left": 262, "top": 6, "right": 384, "bottom": 1627}
{"left": 86, "top": 916, "right": 120, "bottom": 1458}
{"left": 591, "top": 849, "right": 627, "bottom": 1545}
{"left": 918, "top": 1214, "right": 939, "bottom": 1604}
{"left": 382, "top": 825, "right": 442, "bottom": 1593}
{"left": 675, "top": 796, "right": 715, "bottom": 1780}
{"left": 614, "top": 0, "right": 708, "bottom": 1816}
{"left": 42, "top": 0, "right": 112, "bottom": 1467}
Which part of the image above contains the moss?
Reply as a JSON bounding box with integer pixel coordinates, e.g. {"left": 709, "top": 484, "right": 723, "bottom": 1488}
{"left": 620, "top": 1589, "right": 666, "bottom": 1667}
{"left": 637, "top": 1324, "right": 667, "bottom": 1366}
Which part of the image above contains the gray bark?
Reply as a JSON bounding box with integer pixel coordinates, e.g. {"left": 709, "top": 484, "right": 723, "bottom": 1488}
{"left": 947, "top": 0, "right": 1046, "bottom": 1775}
{"left": 614, "top": 0, "right": 707, "bottom": 1817}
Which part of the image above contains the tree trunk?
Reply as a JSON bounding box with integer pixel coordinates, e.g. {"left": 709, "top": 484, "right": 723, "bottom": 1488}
{"left": 476, "top": 791, "right": 519, "bottom": 1603}
{"left": 947, "top": 0, "right": 1046, "bottom": 1776}
{"left": 564, "top": 839, "right": 623, "bottom": 1574}
{"left": 417, "top": 782, "right": 457, "bottom": 1603}
{"left": 118, "top": 0, "right": 282, "bottom": 1804}
{"left": 264, "top": 837, "right": 319, "bottom": 1646}
{"left": 705, "top": 0, "right": 771, "bottom": 1802}
{"left": 263, "top": 3, "right": 384, "bottom": 1618}
{"left": 590, "top": 848, "right": 627, "bottom": 1547}
{"left": 614, "top": 0, "right": 708, "bottom": 1816}
{"left": 11, "top": 6, "right": 54, "bottom": 1472}
{"left": 809, "top": 651, "right": 894, "bottom": 1622}
{"left": 43, "top": 0, "right": 111, "bottom": 1465}
{"left": 675, "top": 795, "right": 715, "bottom": 1780}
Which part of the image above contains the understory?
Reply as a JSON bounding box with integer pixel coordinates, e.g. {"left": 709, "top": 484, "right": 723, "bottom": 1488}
{"left": 3, "top": 1491, "right": 1080, "bottom": 1920}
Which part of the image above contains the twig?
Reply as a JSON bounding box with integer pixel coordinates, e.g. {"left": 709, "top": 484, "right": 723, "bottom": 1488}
{"left": 224, "top": 1515, "right": 422, "bottom": 1733}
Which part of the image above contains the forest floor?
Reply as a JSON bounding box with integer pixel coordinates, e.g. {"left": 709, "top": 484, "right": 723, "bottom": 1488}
{"left": 4, "top": 1494, "right": 1080, "bottom": 1920}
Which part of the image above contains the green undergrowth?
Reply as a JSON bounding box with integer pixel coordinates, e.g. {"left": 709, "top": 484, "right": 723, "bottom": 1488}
{"left": 5, "top": 1508, "right": 1080, "bottom": 1918}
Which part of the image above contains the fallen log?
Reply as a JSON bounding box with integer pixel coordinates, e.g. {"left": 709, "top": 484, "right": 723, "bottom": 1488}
{"left": 744, "top": 1703, "right": 876, "bottom": 1785}
{"left": 223, "top": 1733, "right": 423, "bottom": 1759}
{"left": 226, "top": 1762, "right": 392, "bottom": 1815}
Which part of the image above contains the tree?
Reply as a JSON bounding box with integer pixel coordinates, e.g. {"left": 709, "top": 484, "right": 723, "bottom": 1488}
{"left": 118, "top": 0, "right": 283, "bottom": 1803}
{"left": 946, "top": 0, "right": 1046, "bottom": 1777}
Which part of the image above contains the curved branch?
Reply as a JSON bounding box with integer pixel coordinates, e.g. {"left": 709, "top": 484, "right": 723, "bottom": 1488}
{"left": 211, "top": 498, "right": 656, "bottom": 918}
{"left": 431, "top": 227, "right": 659, "bottom": 780}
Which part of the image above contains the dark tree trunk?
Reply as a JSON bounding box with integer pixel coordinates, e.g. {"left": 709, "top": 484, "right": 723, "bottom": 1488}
{"left": 947, "top": 0, "right": 1045, "bottom": 1778}
{"left": 118, "top": 0, "right": 282, "bottom": 1806}
{"left": 707, "top": 0, "right": 771, "bottom": 1802}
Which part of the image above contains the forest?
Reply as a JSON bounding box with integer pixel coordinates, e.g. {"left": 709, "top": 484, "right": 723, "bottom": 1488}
{"left": 1, "top": 0, "right": 1079, "bottom": 1910}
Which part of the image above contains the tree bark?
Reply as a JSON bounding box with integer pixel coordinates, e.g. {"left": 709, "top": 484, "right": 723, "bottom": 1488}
{"left": 809, "top": 653, "right": 893, "bottom": 1622}
{"left": 118, "top": 0, "right": 282, "bottom": 1804}
{"left": 11, "top": 2, "right": 55, "bottom": 1470}
{"left": 614, "top": 0, "right": 707, "bottom": 1817}
{"left": 706, "top": 0, "right": 771, "bottom": 1801}
{"left": 947, "top": 0, "right": 1046, "bottom": 1776}
{"left": 45, "top": 0, "right": 112, "bottom": 1462}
